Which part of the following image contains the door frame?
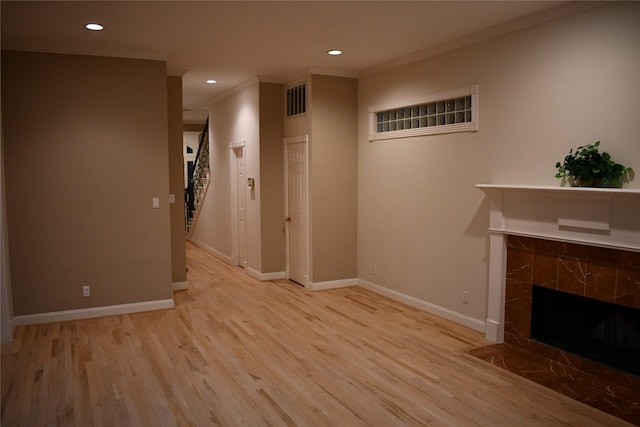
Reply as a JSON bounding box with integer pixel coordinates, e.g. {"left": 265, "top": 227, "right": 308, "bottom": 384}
{"left": 283, "top": 135, "right": 310, "bottom": 287}
{"left": 229, "top": 140, "right": 247, "bottom": 269}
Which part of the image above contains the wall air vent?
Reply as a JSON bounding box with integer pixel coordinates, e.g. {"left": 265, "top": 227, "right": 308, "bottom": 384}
{"left": 286, "top": 83, "right": 307, "bottom": 117}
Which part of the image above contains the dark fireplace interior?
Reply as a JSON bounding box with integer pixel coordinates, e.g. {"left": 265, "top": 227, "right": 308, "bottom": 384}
{"left": 531, "top": 285, "right": 640, "bottom": 376}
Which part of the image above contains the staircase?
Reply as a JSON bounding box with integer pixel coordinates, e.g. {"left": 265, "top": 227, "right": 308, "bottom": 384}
{"left": 185, "top": 118, "right": 210, "bottom": 235}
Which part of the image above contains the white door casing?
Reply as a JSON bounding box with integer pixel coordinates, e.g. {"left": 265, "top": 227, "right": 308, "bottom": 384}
{"left": 284, "top": 135, "right": 309, "bottom": 286}
{"left": 230, "top": 141, "right": 248, "bottom": 269}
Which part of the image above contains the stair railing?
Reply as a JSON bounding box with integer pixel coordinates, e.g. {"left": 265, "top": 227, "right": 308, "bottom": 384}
{"left": 185, "top": 118, "right": 210, "bottom": 232}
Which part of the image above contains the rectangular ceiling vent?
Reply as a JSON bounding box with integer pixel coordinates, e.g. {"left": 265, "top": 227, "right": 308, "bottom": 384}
{"left": 286, "top": 83, "right": 307, "bottom": 117}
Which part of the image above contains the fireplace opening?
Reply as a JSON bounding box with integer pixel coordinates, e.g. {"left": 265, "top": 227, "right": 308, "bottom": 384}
{"left": 531, "top": 285, "right": 640, "bottom": 376}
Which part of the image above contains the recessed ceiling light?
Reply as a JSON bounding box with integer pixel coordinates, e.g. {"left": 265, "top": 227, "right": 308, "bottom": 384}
{"left": 327, "top": 49, "right": 343, "bottom": 56}
{"left": 206, "top": 79, "right": 217, "bottom": 84}
{"left": 85, "top": 23, "right": 104, "bottom": 31}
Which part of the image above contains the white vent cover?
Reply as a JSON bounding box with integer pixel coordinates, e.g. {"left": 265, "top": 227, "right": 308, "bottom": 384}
{"left": 286, "top": 83, "right": 307, "bottom": 117}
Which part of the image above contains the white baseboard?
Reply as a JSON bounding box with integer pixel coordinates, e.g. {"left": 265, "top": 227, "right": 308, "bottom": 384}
{"left": 484, "top": 318, "right": 503, "bottom": 343}
{"left": 13, "top": 299, "right": 175, "bottom": 326}
{"left": 308, "top": 278, "right": 358, "bottom": 291}
{"left": 188, "top": 238, "right": 233, "bottom": 264}
{"left": 247, "top": 268, "right": 286, "bottom": 281}
{"left": 172, "top": 281, "right": 188, "bottom": 291}
{"left": 357, "top": 279, "right": 485, "bottom": 333}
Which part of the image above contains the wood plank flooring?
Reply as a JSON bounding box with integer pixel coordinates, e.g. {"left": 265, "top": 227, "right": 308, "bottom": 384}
{"left": 1, "top": 242, "right": 633, "bottom": 426}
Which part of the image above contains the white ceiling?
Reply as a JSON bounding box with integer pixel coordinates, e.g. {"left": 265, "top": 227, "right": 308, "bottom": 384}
{"left": 2, "top": 1, "right": 568, "bottom": 123}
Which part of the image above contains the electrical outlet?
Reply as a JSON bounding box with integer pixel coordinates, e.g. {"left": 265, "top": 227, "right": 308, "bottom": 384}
{"left": 462, "top": 290, "right": 469, "bottom": 304}
{"left": 83, "top": 285, "right": 90, "bottom": 297}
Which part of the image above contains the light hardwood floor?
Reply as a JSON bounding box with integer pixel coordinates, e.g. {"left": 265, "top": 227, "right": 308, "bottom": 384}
{"left": 1, "top": 242, "right": 632, "bottom": 426}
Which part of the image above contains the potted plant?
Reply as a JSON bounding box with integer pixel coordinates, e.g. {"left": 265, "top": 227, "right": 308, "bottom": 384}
{"left": 555, "top": 141, "right": 634, "bottom": 187}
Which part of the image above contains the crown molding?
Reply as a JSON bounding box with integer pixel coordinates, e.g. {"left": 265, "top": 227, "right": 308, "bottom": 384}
{"left": 283, "top": 67, "right": 358, "bottom": 86}
{"left": 0, "top": 45, "right": 168, "bottom": 62}
{"left": 360, "top": 1, "right": 605, "bottom": 77}
{"left": 206, "top": 77, "right": 260, "bottom": 106}
{"left": 167, "top": 68, "right": 186, "bottom": 77}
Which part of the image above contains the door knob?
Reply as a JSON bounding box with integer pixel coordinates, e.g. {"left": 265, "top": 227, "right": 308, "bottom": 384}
{"left": 284, "top": 217, "right": 291, "bottom": 222}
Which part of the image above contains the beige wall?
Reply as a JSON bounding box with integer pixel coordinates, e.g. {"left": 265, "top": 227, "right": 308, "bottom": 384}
{"left": 357, "top": 2, "right": 640, "bottom": 323}
{"left": 1, "top": 103, "right": 15, "bottom": 341}
{"left": 310, "top": 75, "right": 358, "bottom": 282}
{"left": 2, "top": 51, "right": 173, "bottom": 315}
{"left": 194, "top": 81, "right": 287, "bottom": 275}
{"left": 193, "top": 82, "right": 260, "bottom": 266}
{"left": 282, "top": 74, "right": 358, "bottom": 283}
{"left": 167, "top": 76, "right": 187, "bottom": 284}
{"left": 259, "top": 83, "right": 285, "bottom": 273}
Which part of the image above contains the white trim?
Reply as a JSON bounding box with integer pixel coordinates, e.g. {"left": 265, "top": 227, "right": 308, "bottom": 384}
{"left": 307, "top": 68, "right": 358, "bottom": 79}
{"left": 485, "top": 232, "right": 507, "bottom": 343}
{"left": 476, "top": 183, "right": 640, "bottom": 196}
{"left": 255, "top": 75, "right": 285, "bottom": 84}
{"left": 229, "top": 139, "right": 245, "bottom": 149}
{"left": 370, "top": 122, "right": 476, "bottom": 141}
{"left": 167, "top": 68, "right": 187, "bottom": 77}
{"left": 0, "top": 46, "right": 169, "bottom": 62}
{"left": 360, "top": 2, "right": 601, "bottom": 77}
{"left": 283, "top": 135, "right": 311, "bottom": 288}
{"left": 476, "top": 185, "right": 640, "bottom": 252}
{"left": 187, "top": 238, "right": 233, "bottom": 265}
{"left": 229, "top": 143, "right": 248, "bottom": 269}
{"left": 13, "top": 299, "right": 175, "bottom": 326}
{"left": 247, "top": 268, "right": 286, "bottom": 281}
{"left": 484, "top": 319, "right": 502, "bottom": 344}
{"left": 370, "top": 85, "right": 478, "bottom": 114}
{"left": 358, "top": 279, "right": 486, "bottom": 333}
{"left": 476, "top": 184, "right": 640, "bottom": 343}
{"left": 283, "top": 135, "right": 308, "bottom": 145}
{"left": 172, "top": 281, "right": 188, "bottom": 291}
{"left": 285, "top": 68, "right": 358, "bottom": 85}
{"left": 207, "top": 77, "right": 259, "bottom": 105}
{"left": 369, "top": 84, "right": 478, "bottom": 142}
{"left": 308, "top": 278, "right": 358, "bottom": 291}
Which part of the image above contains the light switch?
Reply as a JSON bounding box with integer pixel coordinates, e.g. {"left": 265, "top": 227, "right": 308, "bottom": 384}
{"left": 152, "top": 197, "right": 160, "bottom": 209}
{"left": 169, "top": 194, "right": 176, "bottom": 204}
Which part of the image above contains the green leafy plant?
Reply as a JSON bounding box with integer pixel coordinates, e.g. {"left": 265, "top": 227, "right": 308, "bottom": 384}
{"left": 555, "top": 141, "right": 634, "bottom": 187}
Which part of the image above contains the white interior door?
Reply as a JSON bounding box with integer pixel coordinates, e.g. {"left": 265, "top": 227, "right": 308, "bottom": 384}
{"left": 285, "top": 136, "right": 308, "bottom": 286}
{"left": 236, "top": 147, "right": 248, "bottom": 268}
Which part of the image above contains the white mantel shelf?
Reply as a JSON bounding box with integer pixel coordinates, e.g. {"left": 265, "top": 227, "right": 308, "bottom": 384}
{"left": 476, "top": 184, "right": 640, "bottom": 252}
{"left": 476, "top": 184, "right": 640, "bottom": 198}
{"left": 476, "top": 184, "right": 640, "bottom": 343}
{"left": 476, "top": 184, "right": 640, "bottom": 197}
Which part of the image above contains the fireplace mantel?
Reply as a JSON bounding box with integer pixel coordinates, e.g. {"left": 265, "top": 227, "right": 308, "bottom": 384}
{"left": 476, "top": 184, "right": 640, "bottom": 342}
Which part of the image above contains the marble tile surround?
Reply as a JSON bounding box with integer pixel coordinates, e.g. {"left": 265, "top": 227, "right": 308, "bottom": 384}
{"left": 467, "top": 343, "right": 640, "bottom": 425}
{"left": 504, "top": 235, "right": 640, "bottom": 391}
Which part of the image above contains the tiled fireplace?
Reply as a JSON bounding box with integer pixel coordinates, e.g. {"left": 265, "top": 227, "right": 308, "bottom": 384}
{"left": 476, "top": 185, "right": 640, "bottom": 381}
{"left": 474, "top": 185, "right": 640, "bottom": 423}
{"left": 505, "top": 235, "right": 640, "bottom": 388}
